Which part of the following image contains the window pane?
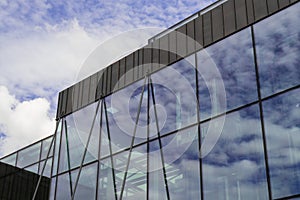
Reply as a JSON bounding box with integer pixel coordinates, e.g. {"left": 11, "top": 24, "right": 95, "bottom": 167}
{"left": 263, "top": 88, "right": 300, "bottom": 198}
{"left": 39, "top": 158, "right": 53, "bottom": 178}
{"left": 17, "top": 142, "right": 41, "bottom": 168}
{"left": 56, "top": 172, "right": 73, "bottom": 200}
{"left": 73, "top": 162, "right": 97, "bottom": 200}
{"left": 24, "top": 162, "right": 39, "bottom": 174}
{"left": 254, "top": 3, "right": 300, "bottom": 97}
{"left": 58, "top": 102, "right": 99, "bottom": 173}
{"left": 151, "top": 55, "right": 197, "bottom": 135}
{"left": 201, "top": 105, "right": 269, "bottom": 200}
{"left": 197, "top": 28, "right": 257, "bottom": 120}
{"left": 52, "top": 121, "right": 62, "bottom": 176}
{"left": 41, "top": 136, "right": 54, "bottom": 160}
{"left": 161, "top": 126, "right": 201, "bottom": 199}
{"left": 105, "top": 79, "right": 146, "bottom": 153}
{"left": 122, "top": 145, "right": 147, "bottom": 200}
{"left": 98, "top": 158, "right": 116, "bottom": 199}
{"left": 0, "top": 153, "right": 16, "bottom": 166}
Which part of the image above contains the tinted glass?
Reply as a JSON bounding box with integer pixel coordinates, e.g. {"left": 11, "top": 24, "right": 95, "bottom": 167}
{"left": 98, "top": 158, "right": 116, "bottom": 199}
{"left": 73, "top": 162, "right": 97, "bottom": 199}
{"left": 197, "top": 28, "right": 257, "bottom": 120}
{"left": 17, "top": 142, "right": 41, "bottom": 168}
{"left": 263, "top": 88, "right": 300, "bottom": 198}
{"left": 151, "top": 55, "right": 197, "bottom": 135}
{"left": 254, "top": 3, "right": 300, "bottom": 97}
{"left": 201, "top": 105, "right": 269, "bottom": 199}
{"left": 41, "top": 136, "right": 54, "bottom": 160}
{"left": 0, "top": 153, "right": 16, "bottom": 166}
{"left": 58, "top": 102, "right": 98, "bottom": 173}
{"left": 161, "top": 126, "right": 201, "bottom": 199}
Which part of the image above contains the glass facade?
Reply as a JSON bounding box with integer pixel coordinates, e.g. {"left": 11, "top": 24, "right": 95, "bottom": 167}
{"left": 0, "top": 2, "right": 299, "bottom": 200}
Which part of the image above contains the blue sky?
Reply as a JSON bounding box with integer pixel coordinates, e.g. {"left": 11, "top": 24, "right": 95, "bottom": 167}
{"left": 0, "top": 0, "right": 216, "bottom": 156}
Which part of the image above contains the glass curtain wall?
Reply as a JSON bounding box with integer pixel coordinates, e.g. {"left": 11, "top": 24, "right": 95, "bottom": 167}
{"left": 43, "top": 2, "right": 300, "bottom": 200}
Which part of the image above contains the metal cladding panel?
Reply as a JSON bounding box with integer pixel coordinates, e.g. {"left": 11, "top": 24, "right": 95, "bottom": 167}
{"left": 176, "top": 25, "right": 187, "bottom": 59}
{"left": 133, "top": 52, "right": 139, "bottom": 80}
{"left": 96, "top": 70, "right": 104, "bottom": 99}
{"left": 152, "top": 40, "right": 160, "bottom": 72}
{"left": 105, "top": 66, "right": 112, "bottom": 95}
{"left": 267, "top": 0, "right": 279, "bottom": 13}
{"left": 66, "top": 86, "right": 73, "bottom": 114}
{"left": 119, "top": 58, "right": 126, "bottom": 89}
{"left": 111, "top": 62, "right": 119, "bottom": 92}
{"left": 89, "top": 73, "right": 98, "bottom": 103}
{"left": 125, "top": 53, "right": 134, "bottom": 85}
{"left": 223, "top": 0, "right": 236, "bottom": 35}
{"left": 235, "top": 0, "right": 248, "bottom": 29}
{"left": 203, "top": 12, "right": 212, "bottom": 46}
{"left": 194, "top": 15, "right": 204, "bottom": 51}
{"left": 56, "top": 92, "right": 63, "bottom": 119}
{"left": 212, "top": 5, "right": 224, "bottom": 41}
{"left": 290, "top": 0, "right": 299, "bottom": 3}
{"left": 186, "top": 20, "right": 195, "bottom": 55}
{"left": 82, "top": 77, "right": 90, "bottom": 107}
{"left": 253, "top": 0, "right": 268, "bottom": 20}
{"left": 278, "top": 0, "right": 290, "bottom": 8}
{"left": 143, "top": 45, "right": 152, "bottom": 74}
{"left": 78, "top": 80, "right": 83, "bottom": 107}
{"left": 61, "top": 90, "right": 67, "bottom": 116}
{"left": 169, "top": 30, "right": 177, "bottom": 63}
{"left": 138, "top": 49, "right": 144, "bottom": 79}
{"left": 72, "top": 82, "right": 80, "bottom": 111}
{"left": 101, "top": 67, "right": 108, "bottom": 96}
{"left": 246, "top": 0, "right": 255, "bottom": 23}
{"left": 159, "top": 34, "right": 169, "bottom": 66}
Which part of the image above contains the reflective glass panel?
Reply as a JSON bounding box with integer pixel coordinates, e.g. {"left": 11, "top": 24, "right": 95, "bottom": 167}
{"left": 17, "top": 142, "right": 41, "bottom": 168}
{"left": 24, "top": 162, "right": 39, "bottom": 174}
{"left": 52, "top": 121, "right": 62, "bottom": 176}
{"left": 201, "top": 105, "right": 269, "bottom": 200}
{"left": 56, "top": 172, "right": 73, "bottom": 200}
{"left": 73, "top": 162, "right": 97, "bottom": 200}
{"left": 98, "top": 158, "right": 117, "bottom": 199}
{"left": 0, "top": 153, "right": 16, "bottom": 166}
{"left": 161, "top": 126, "right": 201, "bottom": 199}
{"left": 41, "top": 136, "right": 54, "bottom": 160}
{"left": 122, "top": 145, "right": 147, "bottom": 200}
{"left": 254, "top": 3, "right": 300, "bottom": 97}
{"left": 49, "top": 177, "right": 56, "bottom": 200}
{"left": 197, "top": 28, "right": 257, "bottom": 120}
{"left": 149, "top": 140, "right": 168, "bottom": 200}
{"left": 39, "top": 158, "right": 52, "bottom": 178}
{"left": 113, "top": 151, "right": 129, "bottom": 198}
{"left": 263, "top": 88, "right": 300, "bottom": 199}
{"left": 151, "top": 55, "right": 197, "bottom": 135}
{"left": 105, "top": 79, "right": 146, "bottom": 153}
{"left": 58, "top": 102, "right": 99, "bottom": 173}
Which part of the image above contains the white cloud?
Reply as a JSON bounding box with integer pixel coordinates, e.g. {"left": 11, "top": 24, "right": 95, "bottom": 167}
{"left": 0, "top": 85, "right": 55, "bottom": 156}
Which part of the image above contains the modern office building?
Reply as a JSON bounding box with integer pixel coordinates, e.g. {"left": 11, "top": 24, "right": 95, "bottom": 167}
{"left": 0, "top": 0, "right": 299, "bottom": 199}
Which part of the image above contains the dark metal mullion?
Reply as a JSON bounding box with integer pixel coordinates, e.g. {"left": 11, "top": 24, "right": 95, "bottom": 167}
{"left": 149, "top": 77, "right": 170, "bottom": 200}
{"left": 31, "top": 119, "right": 61, "bottom": 200}
{"left": 64, "top": 119, "right": 74, "bottom": 197}
{"left": 119, "top": 77, "right": 147, "bottom": 200}
{"left": 146, "top": 78, "right": 150, "bottom": 200}
{"left": 71, "top": 100, "right": 101, "bottom": 200}
{"left": 251, "top": 25, "right": 273, "bottom": 200}
{"left": 103, "top": 99, "right": 118, "bottom": 200}
{"left": 195, "top": 53, "right": 204, "bottom": 200}
{"left": 96, "top": 100, "right": 104, "bottom": 200}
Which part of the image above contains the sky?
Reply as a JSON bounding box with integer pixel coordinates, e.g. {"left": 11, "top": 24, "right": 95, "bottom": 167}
{"left": 0, "top": 0, "right": 217, "bottom": 157}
